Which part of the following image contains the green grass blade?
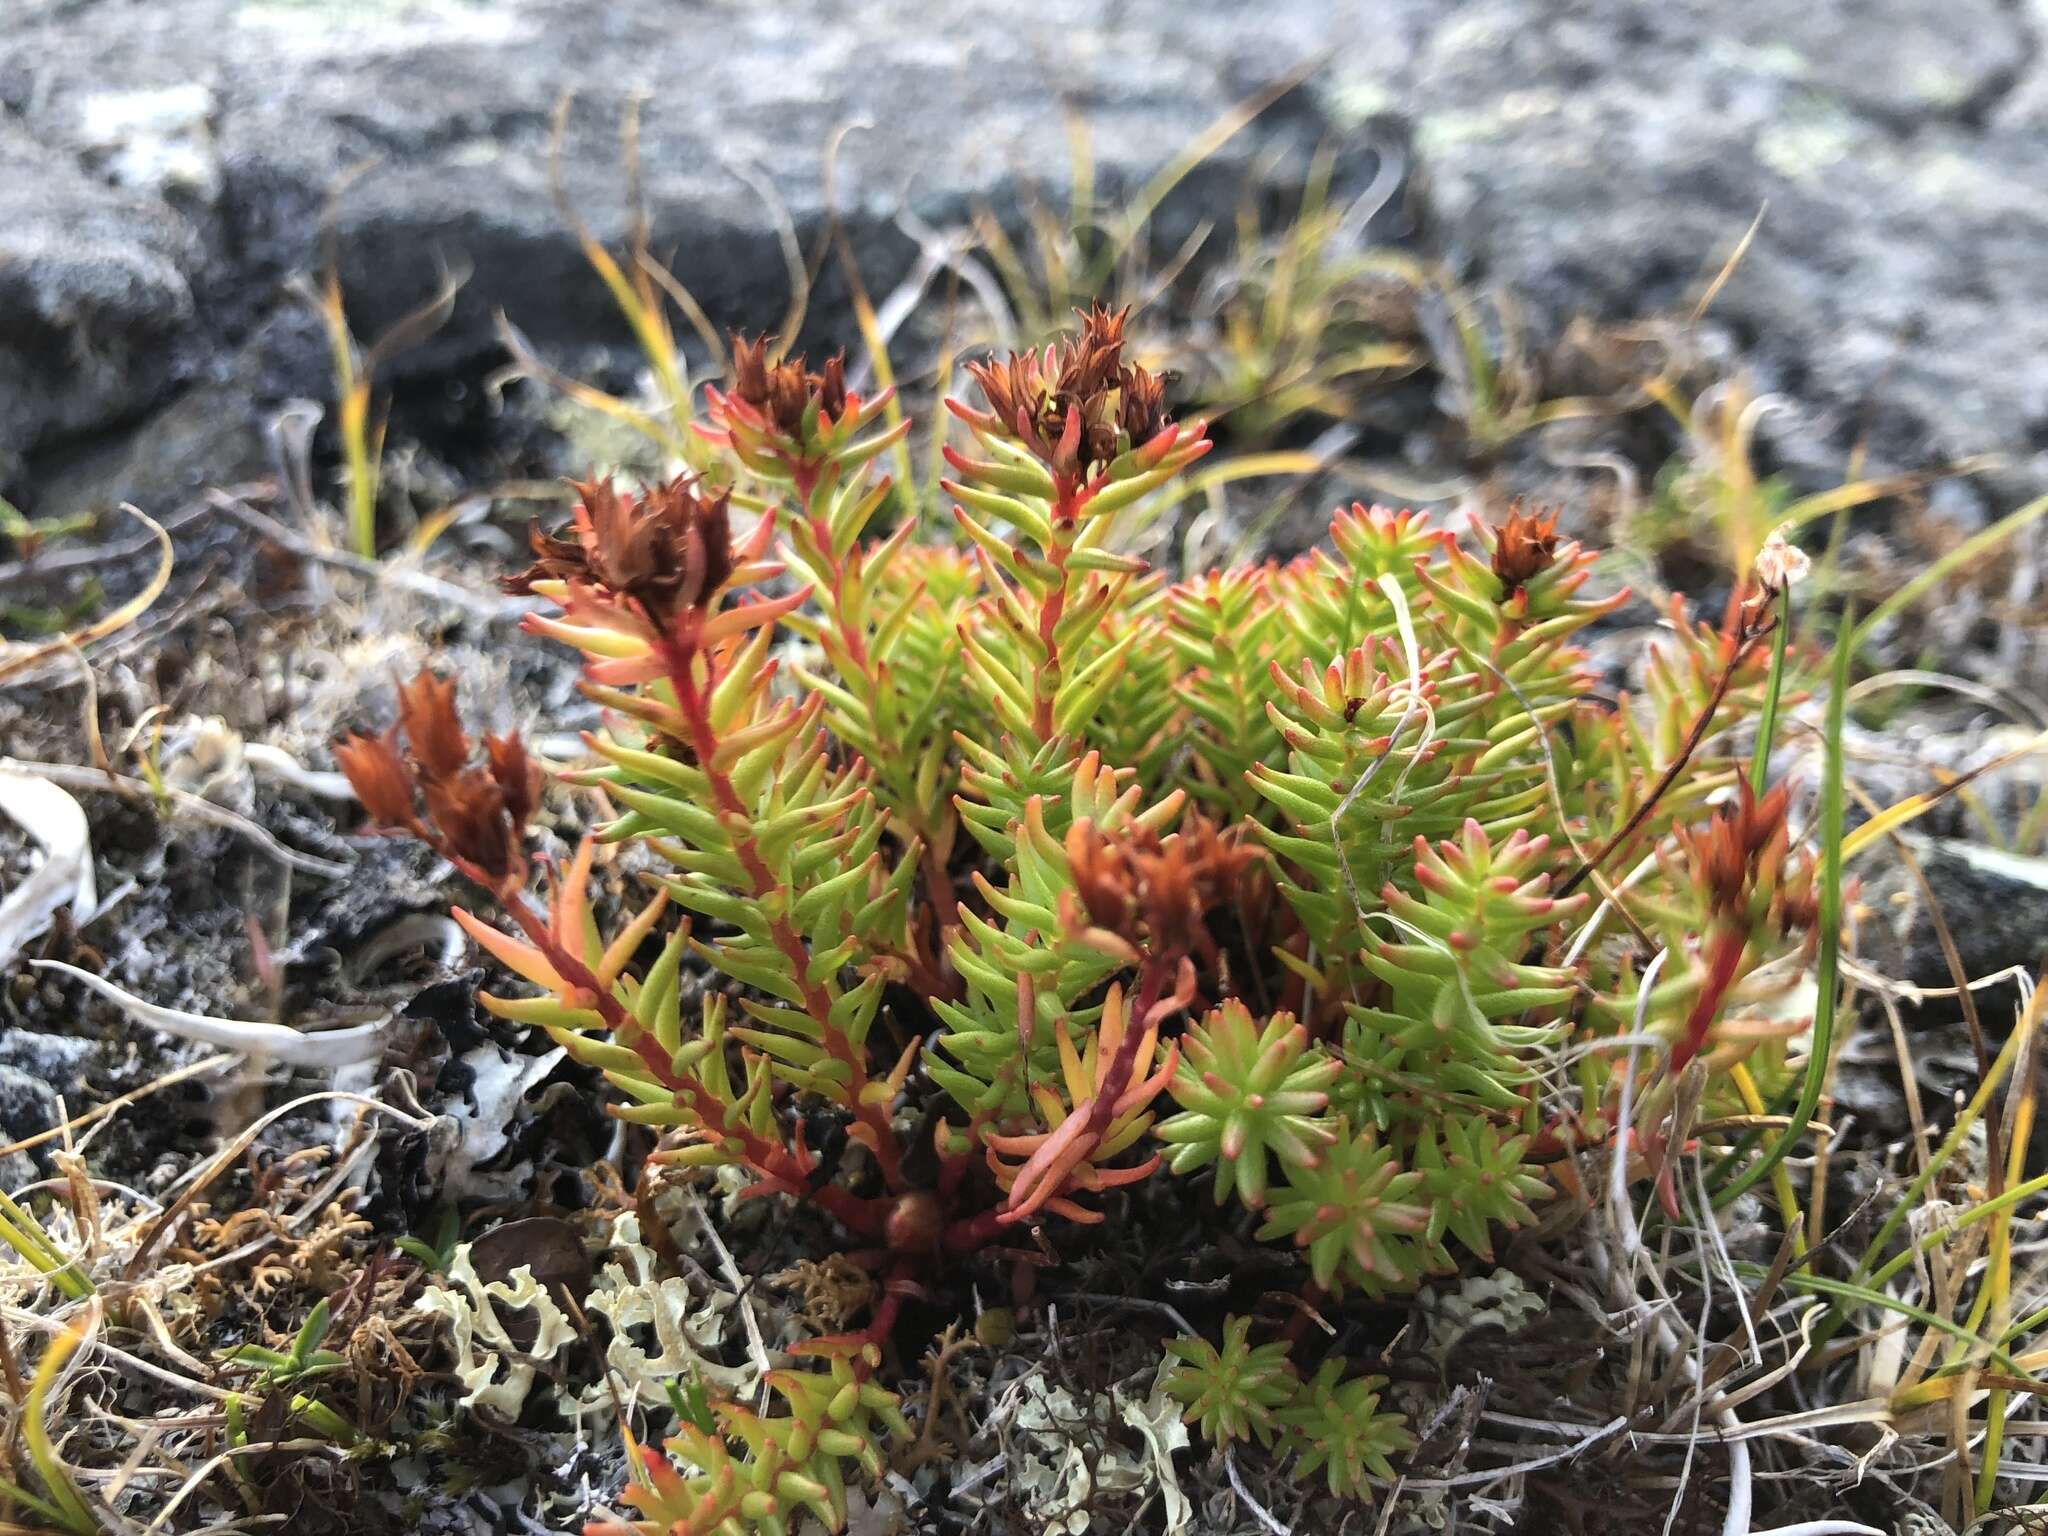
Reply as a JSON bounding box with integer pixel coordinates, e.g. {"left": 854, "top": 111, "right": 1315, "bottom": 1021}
{"left": 22, "top": 1317, "right": 98, "bottom": 1536}
{"left": 1747, "top": 585, "right": 1792, "bottom": 799}
{"left": 1810, "top": 981, "right": 2039, "bottom": 1353}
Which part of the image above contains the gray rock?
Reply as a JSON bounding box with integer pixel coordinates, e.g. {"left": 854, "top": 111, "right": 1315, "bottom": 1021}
{"left": 0, "top": 1030, "right": 96, "bottom": 1093}
{"left": 1862, "top": 834, "right": 2048, "bottom": 999}
{"left": 0, "top": 118, "right": 203, "bottom": 488}
{"left": 6, "top": 0, "right": 2048, "bottom": 542}
{"left": 0, "top": 1062, "right": 63, "bottom": 1185}
{"left": 0, "top": 0, "right": 1354, "bottom": 515}
{"left": 1332, "top": 0, "right": 2048, "bottom": 511}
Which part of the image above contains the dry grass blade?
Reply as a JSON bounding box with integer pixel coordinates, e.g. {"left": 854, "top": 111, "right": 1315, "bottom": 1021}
{"left": 27, "top": 961, "right": 389, "bottom": 1068}
{"left": 0, "top": 767, "right": 93, "bottom": 970}
{"left": 821, "top": 117, "right": 917, "bottom": 493}
{"left": 1852, "top": 491, "right": 2048, "bottom": 649}
{"left": 0, "top": 505, "right": 171, "bottom": 686}
{"left": 0, "top": 1054, "right": 235, "bottom": 1162}
{"left": 7, "top": 1308, "right": 100, "bottom": 1536}
{"left": 1103, "top": 61, "right": 1320, "bottom": 272}
{"left": 7, "top": 757, "right": 352, "bottom": 878}
{"left": 1840, "top": 727, "right": 2048, "bottom": 861}
{"left": 124, "top": 1089, "right": 432, "bottom": 1282}
{"left": 208, "top": 488, "right": 530, "bottom": 622}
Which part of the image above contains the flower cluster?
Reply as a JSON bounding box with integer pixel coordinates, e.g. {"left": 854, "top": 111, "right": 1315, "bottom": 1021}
{"left": 701, "top": 333, "right": 905, "bottom": 486}
{"left": 954, "top": 304, "right": 1174, "bottom": 485}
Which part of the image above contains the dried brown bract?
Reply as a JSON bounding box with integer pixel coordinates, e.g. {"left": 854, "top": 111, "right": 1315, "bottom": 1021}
{"left": 483, "top": 732, "right": 543, "bottom": 827}
{"left": 420, "top": 769, "right": 522, "bottom": 885}
{"left": 1063, "top": 811, "right": 1259, "bottom": 967}
{"left": 332, "top": 730, "right": 414, "bottom": 828}
{"left": 395, "top": 669, "right": 469, "bottom": 781}
{"left": 1117, "top": 359, "right": 1170, "bottom": 446}
{"left": 1672, "top": 779, "right": 1815, "bottom": 934}
{"left": 729, "top": 332, "right": 849, "bottom": 437}
{"left": 506, "top": 475, "right": 735, "bottom": 624}
{"left": 336, "top": 668, "right": 542, "bottom": 891}
{"left": 961, "top": 304, "right": 1175, "bottom": 481}
{"left": 1489, "top": 504, "right": 1561, "bottom": 590}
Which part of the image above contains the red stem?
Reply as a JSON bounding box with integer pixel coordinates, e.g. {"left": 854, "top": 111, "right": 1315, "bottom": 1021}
{"left": 475, "top": 868, "right": 887, "bottom": 1237}
{"left": 1559, "top": 621, "right": 1769, "bottom": 899}
{"left": 938, "top": 956, "right": 1173, "bottom": 1253}
{"left": 659, "top": 631, "right": 907, "bottom": 1192}
{"left": 1671, "top": 924, "right": 1747, "bottom": 1075}
{"left": 863, "top": 1257, "right": 917, "bottom": 1349}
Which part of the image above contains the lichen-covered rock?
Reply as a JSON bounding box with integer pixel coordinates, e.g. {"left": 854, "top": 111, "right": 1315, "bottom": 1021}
{"left": 7, "top": 0, "right": 2048, "bottom": 602}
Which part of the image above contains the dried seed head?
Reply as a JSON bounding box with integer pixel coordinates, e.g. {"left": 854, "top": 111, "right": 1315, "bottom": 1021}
{"left": 422, "top": 768, "right": 522, "bottom": 884}
{"left": 963, "top": 304, "right": 1175, "bottom": 481}
{"left": 338, "top": 668, "right": 542, "bottom": 891}
{"left": 1117, "top": 360, "right": 1169, "bottom": 446}
{"left": 728, "top": 332, "right": 849, "bottom": 437}
{"left": 1676, "top": 780, "right": 1796, "bottom": 923}
{"left": 1490, "top": 505, "right": 1561, "bottom": 590}
{"left": 396, "top": 669, "right": 469, "bottom": 782}
{"left": 1752, "top": 531, "right": 1811, "bottom": 597}
{"left": 506, "top": 475, "right": 735, "bottom": 624}
{"left": 484, "top": 732, "right": 544, "bottom": 828}
{"left": 1063, "top": 811, "right": 1259, "bottom": 965}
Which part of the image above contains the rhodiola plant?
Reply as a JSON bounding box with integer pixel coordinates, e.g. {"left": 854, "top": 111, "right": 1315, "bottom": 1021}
{"left": 340, "top": 305, "right": 1822, "bottom": 1528}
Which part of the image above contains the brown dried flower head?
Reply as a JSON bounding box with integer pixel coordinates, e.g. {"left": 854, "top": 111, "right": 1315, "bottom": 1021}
{"left": 1063, "top": 811, "right": 1259, "bottom": 966}
{"left": 336, "top": 668, "right": 542, "bottom": 890}
{"left": 505, "top": 475, "right": 735, "bottom": 624}
{"left": 729, "top": 332, "right": 849, "bottom": 438}
{"left": 483, "top": 732, "right": 543, "bottom": 828}
{"left": 1117, "top": 360, "right": 1169, "bottom": 446}
{"left": 1674, "top": 779, "right": 1814, "bottom": 934}
{"left": 1490, "top": 505, "right": 1561, "bottom": 590}
{"left": 396, "top": 669, "right": 469, "bottom": 781}
{"left": 963, "top": 304, "right": 1174, "bottom": 480}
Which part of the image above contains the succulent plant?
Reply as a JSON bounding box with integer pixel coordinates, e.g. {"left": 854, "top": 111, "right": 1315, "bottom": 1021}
{"left": 1155, "top": 1001, "right": 1339, "bottom": 1208}
{"left": 1162, "top": 1314, "right": 1295, "bottom": 1448}
{"left": 341, "top": 305, "right": 1823, "bottom": 1528}
{"left": 1279, "top": 1357, "right": 1414, "bottom": 1499}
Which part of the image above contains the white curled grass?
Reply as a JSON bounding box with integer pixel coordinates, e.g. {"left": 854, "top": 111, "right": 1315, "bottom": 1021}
{"left": 29, "top": 960, "right": 387, "bottom": 1068}
{"left": 0, "top": 765, "right": 95, "bottom": 969}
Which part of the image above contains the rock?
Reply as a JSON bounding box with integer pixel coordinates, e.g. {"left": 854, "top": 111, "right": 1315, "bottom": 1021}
{"left": 0, "top": 1062, "right": 62, "bottom": 1185}
{"left": 74, "top": 83, "right": 222, "bottom": 205}
{"left": 0, "top": 118, "right": 204, "bottom": 488}
{"left": 6, "top": 0, "right": 2048, "bottom": 550}
{"left": 1322, "top": 0, "right": 2048, "bottom": 513}
{"left": 26, "top": 338, "right": 275, "bottom": 518}
{"left": 0, "top": 0, "right": 1353, "bottom": 516}
{"left": 1861, "top": 834, "right": 2048, "bottom": 1003}
{"left": 0, "top": 1030, "right": 96, "bottom": 1096}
